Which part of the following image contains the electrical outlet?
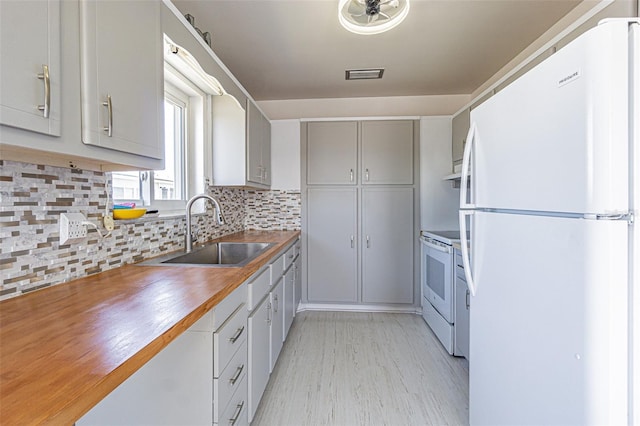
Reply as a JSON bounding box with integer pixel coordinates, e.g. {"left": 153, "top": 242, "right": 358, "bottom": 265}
{"left": 60, "top": 213, "right": 87, "bottom": 244}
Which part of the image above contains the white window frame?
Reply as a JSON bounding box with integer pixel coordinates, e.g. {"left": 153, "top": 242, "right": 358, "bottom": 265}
{"left": 147, "top": 81, "right": 189, "bottom": 211}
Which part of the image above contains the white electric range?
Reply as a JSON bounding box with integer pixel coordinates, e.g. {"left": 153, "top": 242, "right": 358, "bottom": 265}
{"left": 419, "top": 230, "right": 462, "bottom": 355}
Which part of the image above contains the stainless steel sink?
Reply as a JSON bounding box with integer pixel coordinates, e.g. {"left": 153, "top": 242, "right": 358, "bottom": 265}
{"left": 139, "top": 242, "right": 273, "bottom": 267}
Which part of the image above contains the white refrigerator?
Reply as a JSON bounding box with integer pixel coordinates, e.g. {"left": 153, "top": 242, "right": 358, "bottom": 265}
{"left": 459, "top": 19, "right": 639, "bottom": 425}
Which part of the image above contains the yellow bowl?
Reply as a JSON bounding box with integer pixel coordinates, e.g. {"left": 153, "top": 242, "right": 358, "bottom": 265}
{"left": 113, "top": 208, "right": 147, "bottom": 220}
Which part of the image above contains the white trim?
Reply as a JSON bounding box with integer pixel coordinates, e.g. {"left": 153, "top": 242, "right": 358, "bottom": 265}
{"left": 300, "top": 116, "right": 420, "bottom": 122}
{"left": 297, "top": 303, "right": 421, "bottom": 315}
{"left": 162, "top": 0, "right": 270, "bottom": 120}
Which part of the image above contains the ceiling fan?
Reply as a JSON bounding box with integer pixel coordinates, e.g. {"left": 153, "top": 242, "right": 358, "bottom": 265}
{"left": 338, "top": 0, "right": 410, "bottom": 35}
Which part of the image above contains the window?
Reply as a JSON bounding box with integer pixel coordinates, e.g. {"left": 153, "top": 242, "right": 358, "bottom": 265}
{"left": 112, "top": 65, "right": 209, "bottom": 213}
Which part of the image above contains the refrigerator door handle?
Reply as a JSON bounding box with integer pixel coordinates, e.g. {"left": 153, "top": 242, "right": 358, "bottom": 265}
{"left": 460, "top": 122, "right": 477, "bottom": 210}
{"left": 459, "top": 210, "right": 477, "bottom": 296}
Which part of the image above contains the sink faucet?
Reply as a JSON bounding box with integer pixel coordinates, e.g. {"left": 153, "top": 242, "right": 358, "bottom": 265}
{"left": 185, "top": 194, "right": 225, "bottom": 253}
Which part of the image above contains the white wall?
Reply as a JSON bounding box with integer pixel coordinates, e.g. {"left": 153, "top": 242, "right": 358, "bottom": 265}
{"left": 420, "top": 117, "right": 460, "bottom": 231}
{"left": 270, "top": 119, "right": 301, "bottom": 190}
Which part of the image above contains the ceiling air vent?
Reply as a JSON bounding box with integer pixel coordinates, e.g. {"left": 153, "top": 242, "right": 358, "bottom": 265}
{"left": 345, "top": 68, "right": 385, "bottom": 80}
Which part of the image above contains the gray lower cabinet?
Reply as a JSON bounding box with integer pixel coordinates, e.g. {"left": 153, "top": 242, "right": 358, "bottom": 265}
{"left": 77, "top": 283, "right": 248, "bottom": 426}
{"left": 455, "top": 257, "right": 470, "bottom": 359}
{"left": 362, "top": 188, "right": 415, "bottom": 303}
{"left": 294, "top": 253, "right": 302, "bottom": 312}
{"left": 283, "top": 265, "right": 295, "bottom": 339}
{"left": 248, "top": 294, "right": 271, "bottom": 421}
{"left": 246, "top": 240, "right": 298, "bottom": 422}
{"left": 269, "top": 278, "right": 284, "bottom": 372}
{"left": 306, "top": 187, "right": 358, "bottom": 303}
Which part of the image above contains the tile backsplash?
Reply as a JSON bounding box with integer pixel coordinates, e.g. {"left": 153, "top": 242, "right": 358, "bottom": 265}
{"left": 0, "top": 160, "right": 300, "bottom": 300}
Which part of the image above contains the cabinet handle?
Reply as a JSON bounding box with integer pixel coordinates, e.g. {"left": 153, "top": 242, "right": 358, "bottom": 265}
{"left": 229, "top": 364, "right": 245, "bottom": 385}
{"left": 37, "top": 64, "right": 50, "bottom": 118}
{"left": 365, "top": 168, "right": 370, "bottom": 182}
{"left": 102, "top": 95, "right": 113, "bottom": 137}
{"left": 229, "top": 401, "right": 244, "bottom": 425}
{"left": 229, "top": 326, "right": 245, "bottom": 343}
{"left": 266, "top": 302, "right": 272, "bottom": 324}
{"left": 274, "top": 294, "right": 278, "bottom": 313}
{"left": 349, "top": 168, "right": 354, "bottom": 182}
{"left": 350, "top": 235, "right": 354, "bottom": 248}
{"left": 366, "top": 235, "right": 370, "bottom": 248}
{"left": 466, "top": 289, "right": 470, "bottom": 309}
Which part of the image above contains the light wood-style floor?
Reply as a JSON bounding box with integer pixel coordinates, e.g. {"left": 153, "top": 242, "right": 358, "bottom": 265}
{"left": 252, "top": 311, "right": 469, "bottom": 426}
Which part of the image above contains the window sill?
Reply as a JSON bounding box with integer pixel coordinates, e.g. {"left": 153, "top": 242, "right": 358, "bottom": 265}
{"left": 111, "top": 209, "right": 214, "bottom": 223}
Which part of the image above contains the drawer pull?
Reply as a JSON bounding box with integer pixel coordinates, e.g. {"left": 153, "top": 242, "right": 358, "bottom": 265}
{"left": 229, "top": 326, "right": 245, "bottom": 344}
{"left": 102, "top": 95, "right": 113, "bottom": 137}
{"left": 229, "top": 401, "right": 244, "bottom": 425}
{"left": 229, "top": 364, "right": 245, "bottom": 385}
{"left": 37, "top": 64, "right": 50, "bottom": 118}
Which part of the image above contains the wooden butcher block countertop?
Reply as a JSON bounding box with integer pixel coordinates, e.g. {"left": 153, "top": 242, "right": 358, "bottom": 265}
{"left": 0, "top": 230, "right": 300, "bottom": 425}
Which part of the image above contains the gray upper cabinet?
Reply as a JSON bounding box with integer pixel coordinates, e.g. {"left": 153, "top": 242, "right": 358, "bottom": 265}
{"left": 306, "top": 121, "right": 358, "bottom": 185}
{"left": 247, "top": 100, "right": 271, "bottom": 187}
{"left": 361, "top": 120, "right": 414, "bottom": 185}
{"left": 451, "top": 107, "right": 470, "bottom": 166}
{"left": 79, "top": 0, "right": 164, "bottom": 160}
{"left": 0, "top": 0, "right": 61, "bottom": 136}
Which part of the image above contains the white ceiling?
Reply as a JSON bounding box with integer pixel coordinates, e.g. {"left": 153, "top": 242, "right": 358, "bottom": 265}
{"left": 171, "top": 0, "right": 583, "bottom": 101}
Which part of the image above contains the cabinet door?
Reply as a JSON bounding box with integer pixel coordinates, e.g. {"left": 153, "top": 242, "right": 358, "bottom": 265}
{"left": 361, "top": 120, "right": 413, "bottom": 185}
{"left": 0, "top": 0, "right": 61, "bottom": 136}
{"left": 269, "top": 279, "right": 284, "bottom": 372}
{"left": 451, "top": 108, "right": 470, "bottom": 165}
{"left": 307, "top": 121, "right": 357, "bottom": 185}
{"left": 293, "top": 255, "right": 302, "bottom": 315}
{"left": 455, "top": 276, "right": 470, "bottom": 359}
{"left": 248, "top": 296, "right": 271, "bottom": 422}
{"left": 77, "top": 330, "right": 212, "bottom": 425}
{"left": 283, "top": 266, "right": 295, "bottom": 339}
{"left": 362, "top": 187, "right": 414, "bottom": 304}
{"left": 307, "top": 188, "right": 358, "bottom": 303}
{"left": 261, "top": 113, "right": 271, "bottom": 185}
{"left": 247, "top": 100, "right": 264, "bottom": 184}
{"left": 79, "top": 0, "right": 163, "bottom": 160}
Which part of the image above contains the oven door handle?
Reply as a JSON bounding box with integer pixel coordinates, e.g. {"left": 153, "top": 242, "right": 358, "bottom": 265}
{"left": 420, "top": 239, "right": 452, "bottom": 254}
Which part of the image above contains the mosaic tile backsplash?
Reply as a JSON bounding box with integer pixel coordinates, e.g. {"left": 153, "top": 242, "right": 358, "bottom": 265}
{"left": 0, "top": 160, "right": 300, "bottom": 300}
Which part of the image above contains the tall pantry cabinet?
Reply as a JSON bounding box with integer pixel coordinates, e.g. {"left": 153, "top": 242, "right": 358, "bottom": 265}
{"left": 303, "top": 120, "right": 418, "bottom": 306}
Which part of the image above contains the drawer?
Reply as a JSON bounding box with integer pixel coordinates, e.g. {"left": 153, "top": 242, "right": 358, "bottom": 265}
{"left": 216, "top": 375, "right": 248, "bottom": 426}
{"left": 214, "top": 340, "right": 247, "bottom": 424}
{"left": 214, "top": 306, "right": 248, "bottom": 377}
{"left": 247, "top": 267, "right": 270, "bottom": 311}
{"left": 270, "top": 254, "right": 284, "bottom": 284}
{"left": 283, "top": 245, "right": 295, "bottom": 270}
{"left": 191, "top": 282, "right": 247, "bottom": 332}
